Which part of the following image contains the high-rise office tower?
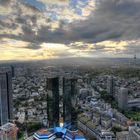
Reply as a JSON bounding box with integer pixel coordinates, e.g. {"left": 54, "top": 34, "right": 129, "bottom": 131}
{"left": 118, "top": 87, "right": 128, "bottom": 111}
{"left": 47, "top": 77, "right": 59, "bottom": 127}
{"left": 107, "top": 76, "right": 115, "bottom": 96}
{"left": 0, "top": 71, "right": 13, "bottom": 125}
{"left": 63, "top": 78, "right": 77, "bottom": 130}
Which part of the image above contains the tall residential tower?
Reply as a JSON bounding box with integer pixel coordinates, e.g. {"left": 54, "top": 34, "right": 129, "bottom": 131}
{"left": 118, "top": 87, "right": 128, "bottom": 111}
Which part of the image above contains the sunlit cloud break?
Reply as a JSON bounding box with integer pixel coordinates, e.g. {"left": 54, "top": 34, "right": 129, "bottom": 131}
{"left": 0, "top": 0, "right": 140, "bottom": 61}
{"left": 38, "top": 0, "right": 69, "bottom": 5}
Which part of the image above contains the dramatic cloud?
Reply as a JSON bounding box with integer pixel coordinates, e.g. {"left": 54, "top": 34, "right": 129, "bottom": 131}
{"left": 4, "top": 0, "right": 140, "bottom": 44}
{"left": 54, "top": 0, "right": 140, "bottom": 43}
{"left": 38, "top": 0, "right": 69, "bottom": 4}
{"left": 0, "top": 0, "right": 140, "bottom": 60}
{"left": 0, "top": 0, "right": 10, "bottom": 5}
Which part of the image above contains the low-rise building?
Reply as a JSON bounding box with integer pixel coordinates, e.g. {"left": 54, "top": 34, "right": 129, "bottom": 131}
{"left": 0, "top": 123, "right": 18, "bottom": 140}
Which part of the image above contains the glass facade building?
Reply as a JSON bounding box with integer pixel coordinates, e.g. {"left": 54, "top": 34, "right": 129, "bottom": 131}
{"left": 63, "top": 78, "right": 78, "bottom": 130}
{"left": 0, "top": 72, "right": 13, "bottom": 125}
{"left": 47, "top": 77, "right": 60, "bottom": 128}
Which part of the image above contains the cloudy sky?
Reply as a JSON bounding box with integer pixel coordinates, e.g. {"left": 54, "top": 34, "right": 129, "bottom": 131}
{"left": 0, "top": 0, "right": 140, "bottom": 61}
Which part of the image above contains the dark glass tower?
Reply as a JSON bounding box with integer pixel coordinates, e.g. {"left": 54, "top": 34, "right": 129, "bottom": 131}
{"left": 47, "top": 77, "right": 59, "bottom": 127}
{"left": 63, "top": 78, "right": 77, "bottom": 130}
{"left": 107, "top": 76, "right": 115, "bottom": 96}
{"left": 0, "top": 71, "right": 13, "bottom": 125}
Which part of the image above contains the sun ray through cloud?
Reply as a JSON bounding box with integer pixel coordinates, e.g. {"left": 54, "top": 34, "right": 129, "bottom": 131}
{"left": 0, "top": 0, "right": 140, "bottom": 61}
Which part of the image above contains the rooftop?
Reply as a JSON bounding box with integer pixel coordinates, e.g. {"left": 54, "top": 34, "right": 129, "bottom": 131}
{"left": 0, "top": 123, "right": 17, "bottom": 131}
{"left": 33, "top": 127, "right": 86, "bottom": 140}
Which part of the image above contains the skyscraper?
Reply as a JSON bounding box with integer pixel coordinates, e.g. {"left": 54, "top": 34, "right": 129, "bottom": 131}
{"left": 47, "top": 77, "right": 59, "bottom": 127}
{"left": 107, "top": 76, "right": 115, "bottom": 96}
{"left": 118, "top": 87, "right": 128, "bottom": 111}
{"left": 63, "top": 78, "right": 78, "bottom": 130}
{"left": 0, "top": 71, "right": 13, "bottom": 125}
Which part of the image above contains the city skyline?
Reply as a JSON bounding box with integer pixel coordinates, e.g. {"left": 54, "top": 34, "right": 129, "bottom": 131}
{"left": 0, "top": 63, "right": 140, "bottom": 139}
{"left": 0, "top": 0, "right": 140, "bottom": 61}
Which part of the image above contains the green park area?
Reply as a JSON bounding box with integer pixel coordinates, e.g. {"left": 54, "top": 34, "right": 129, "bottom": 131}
{"left": 124, "top": 111, "right": 140, "bottom": 121}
